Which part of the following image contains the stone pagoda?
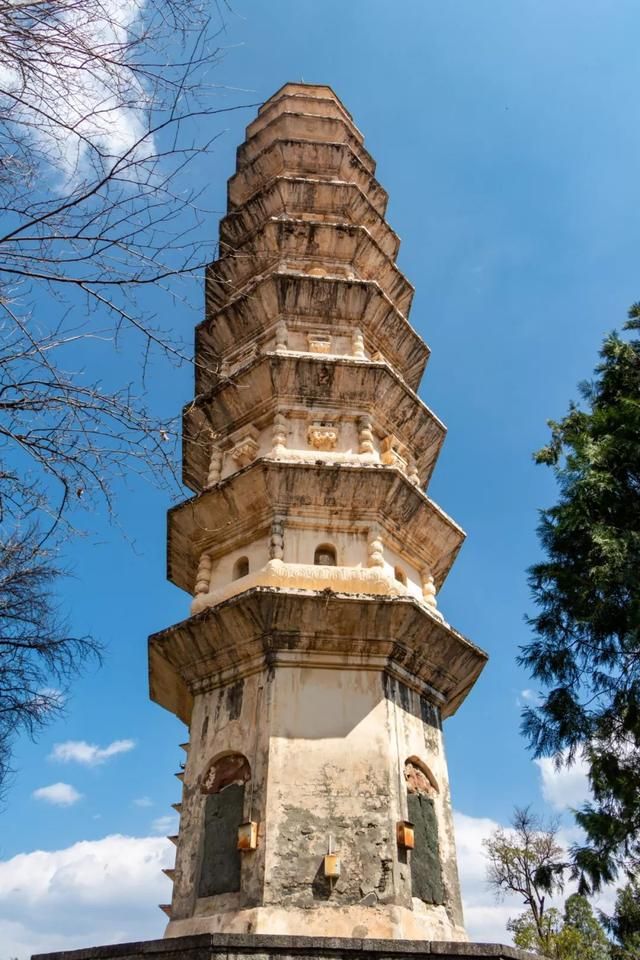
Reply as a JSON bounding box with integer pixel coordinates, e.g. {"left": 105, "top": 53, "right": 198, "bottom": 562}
{"left": 146, "top": 81, "right": 488, "bottom": 945}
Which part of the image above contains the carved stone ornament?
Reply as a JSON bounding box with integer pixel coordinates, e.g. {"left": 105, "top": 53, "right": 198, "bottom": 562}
{"left": 307, "top": 333, "right": 331, "bottom": 354}
{"left": 358, "top": 415, "right": 375, "bottom": 455}
{"left": 352, "top": 328, "right": 366, "bottom": 359}
{"left": 274, "top": 319, "right": 288, "bottom": 353}
{"left": 206, "top": 443, "right": 223, "bottom": 487}
{"left": 307, "top": 419, "right": 338, "bottom": 451}
{"left": 381, "top": 435, "right": 409, "bottom": 472}
{"left": 229, "top": 427, "right": 260, "bottom": 466}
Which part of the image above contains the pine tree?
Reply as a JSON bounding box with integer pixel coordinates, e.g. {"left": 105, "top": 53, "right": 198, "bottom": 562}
{"left": 520, "top": 305, "right": 640, "bottom": 890}
{"left": 606, "top": 878, "right": 640, "bottom": 959}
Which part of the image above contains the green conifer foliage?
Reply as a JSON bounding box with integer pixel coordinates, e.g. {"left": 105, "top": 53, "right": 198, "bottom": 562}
{"left": 606, "top": 878, "right": 640, "bottom": 959}
{"left": 520, "top": 305, "right": 640, "bottom": 890}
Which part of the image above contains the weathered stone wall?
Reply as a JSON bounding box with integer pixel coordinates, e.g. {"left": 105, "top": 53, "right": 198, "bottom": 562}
{"left": 167, "top": 666, "right": 465, "bottom": 941}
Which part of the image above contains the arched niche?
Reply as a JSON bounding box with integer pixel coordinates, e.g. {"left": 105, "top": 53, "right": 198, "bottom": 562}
{"left": 405, "top": 755, "right": 439, "bottom": 796}
{"left": 314, "top": 543, "right": 337, "bottom": 566}
{"left": 198, "top": 753, "right": 251, "bottom": 898}
{"left": 404, "top": 756, "right": 443, "bottom": 906}
{"left": 232, "top": 556, "right": 249, "bottom": 580}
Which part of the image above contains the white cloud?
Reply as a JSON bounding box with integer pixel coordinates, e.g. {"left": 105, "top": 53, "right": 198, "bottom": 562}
{"left": 1, "top": 0, "right": 151, "bottom": 179}
{"left": 535, "top": 753, "right": 591, "bottom": 811}
{"left": 0, "top": 834, "right": 172, "bottom": 958}
{"left": 50, "top": 739, "right": 135, "bottom": 766}
{"left": 0, "top": 809, "right": 616, "bottom": 959}
{"left": 32, "top": 783, "right": 83, "bottom": 807}
{"left": 134, "top": 796, "right": 154, "bottom": 808}
{"left": 454, "top": 810, "right": 523, "bottom": 944}
{"left": 150, "top": 815, "right": 178, "bottom": 836}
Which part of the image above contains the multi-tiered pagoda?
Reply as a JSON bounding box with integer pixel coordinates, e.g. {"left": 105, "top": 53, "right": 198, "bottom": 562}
{"left": 148, "top": 83, "right": 488, "bottom": 944}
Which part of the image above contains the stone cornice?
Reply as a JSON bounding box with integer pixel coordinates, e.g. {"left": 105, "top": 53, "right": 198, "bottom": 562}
{"left": 219, "top": 177, "right": 400, "bottom": 258}
{"left": 196, "top": 271, "right": 428, "bottom": 393}
{"left": 227, "top": 139, "right": 388, "bottom": 216}
{"left": 166, "top": 460, "right": 465, "bottom": 595}
{"left": 148, "top": 589, "right": 488, "bottom": 724}
{"left": 237, "top": 112, "right": 376, "bottom": 175}
{"left": 205, "top": 218, "right": 414, "bottom": 314}
{"left": 247, "top": 89, "right": 364, "bottom": 141}
{"left": 182, "top": 353, "right": 445, "bottom": 492}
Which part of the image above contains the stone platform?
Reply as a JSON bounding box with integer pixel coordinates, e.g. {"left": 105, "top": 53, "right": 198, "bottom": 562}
{"left": 32, "top": 933, "right": 534, "bottom": 960}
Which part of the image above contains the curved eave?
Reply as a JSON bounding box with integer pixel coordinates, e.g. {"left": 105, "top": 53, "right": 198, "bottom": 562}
{"left": 219, "top": 177, "right": 400, "bottom": 259}
{"left": 148, "top": 588, "right": 488, "bottom": 724}
{"left": 237, "top": 112, "right": 376, "bottom": 175}
{"left": 167, "top": 459, "right": 465, "bottom": 595}
{"left": 227, "top": 139, "right": 388, "bottom": 217}
{"left": 182, "top": 353, "right": 446, "bottom": 492}
{"left": 206, "top": 218, "right": 413, "bottom": 315}
{"left": 195, "top": 272, "right": 428, "bottom": 394}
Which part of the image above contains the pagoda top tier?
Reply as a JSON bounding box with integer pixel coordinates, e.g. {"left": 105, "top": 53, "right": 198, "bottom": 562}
{"left": 198, "top": 81, "right": 428, "bottom": 396}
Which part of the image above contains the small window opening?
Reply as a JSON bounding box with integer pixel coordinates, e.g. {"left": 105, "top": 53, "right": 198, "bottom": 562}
{"left": 395, "top": 566, "right": 407, "bottom": 586}
{"left": 314, "top": 544, "right": 337, "bottom": 566}
{"left": 233, "top": 556, "right": 249, "bottom": 580}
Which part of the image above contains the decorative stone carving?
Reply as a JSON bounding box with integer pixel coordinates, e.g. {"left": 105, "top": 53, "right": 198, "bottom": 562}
{"left": 352, "top": 328, "right": 366, "bottom": 359}
{"left": 230, "top": 428, "right": 259, "bottom": 466}
{"left": 421, "top": 568, "right": 437, "bottom": 609}
{"left": 194, "top": 552, "right": 213, "bottom": 596}
{"left": 381, "top": 435, "right": 409, "bottom": 472}
{"left": 206, "top": 443, "right": 222, "bottom": 487}
{"left": 358, "top": 415, "right": 375, "bottom": 455}
{"left": 307, "top": 419, "right": 338, "bottom": 451}
{"left": 408, "top": 459, "right": 420, "bottom": 486}
{"left": 274, "top": 319, "right": 288, "bottom": 353}
{"left": 191, "top": 558, "right": 408, "bottom": 614}
{"left": 368, "top": 525, "right": 385, "bottom": 568}
{"left": 270, "top": 517, "right": 284, "bottom": 560}
{"left": 271, "top": 412, "right": 288, "bottom": 456}
{"left": 308, "top": 333, "right": 331, "bottom": 354}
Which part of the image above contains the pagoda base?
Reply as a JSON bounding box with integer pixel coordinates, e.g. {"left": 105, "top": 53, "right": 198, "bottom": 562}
{"left": 165, "top": 904, "right": 466, "bottom": 942}
{"left": 32, "top": 932, "right": 535, "bottom": 960}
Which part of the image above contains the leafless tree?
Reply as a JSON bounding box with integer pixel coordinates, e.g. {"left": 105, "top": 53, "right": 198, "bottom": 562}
{"left": 0, "top": 0, "right": 255, "bottom": 786}
{"left": 484, "top": 807, "right": 568, "bottom": 946}
{"left": 0, "top": 525, "right": 100, "bottom": 795}
{"left": 0, "top": 0, "right": 256, "bottom": 534}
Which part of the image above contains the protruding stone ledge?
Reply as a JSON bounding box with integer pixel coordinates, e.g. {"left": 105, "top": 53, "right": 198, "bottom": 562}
{"left": 237, "top": 112, "right": 376, "bottom": 175}
{"left": 247, "top": 86, "right": 364, "bottom": 140}
{"left": 219, "top": 178, "right": 400, "bottom": 258}
{"left": 227, "top": 140, "right": 388, "bottom": 216}
{"left": 32, "top": 932, "right": 535, "bottom": 960}
{"left": 148, "top": 588, "right": 487, "bottom": 723}
{"left": 166, "top": 460, "right": 465, "bottom": 596}
{"left": 206, "top": 219, "right": 413, "bottom": 315}
{"left": 196, "top": 272, "right": 428, "bottom": 394}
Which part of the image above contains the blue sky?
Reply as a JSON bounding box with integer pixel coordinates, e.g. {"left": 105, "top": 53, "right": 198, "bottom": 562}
{"left": 1, "top": 0, "right": 639, "bottom": 954}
